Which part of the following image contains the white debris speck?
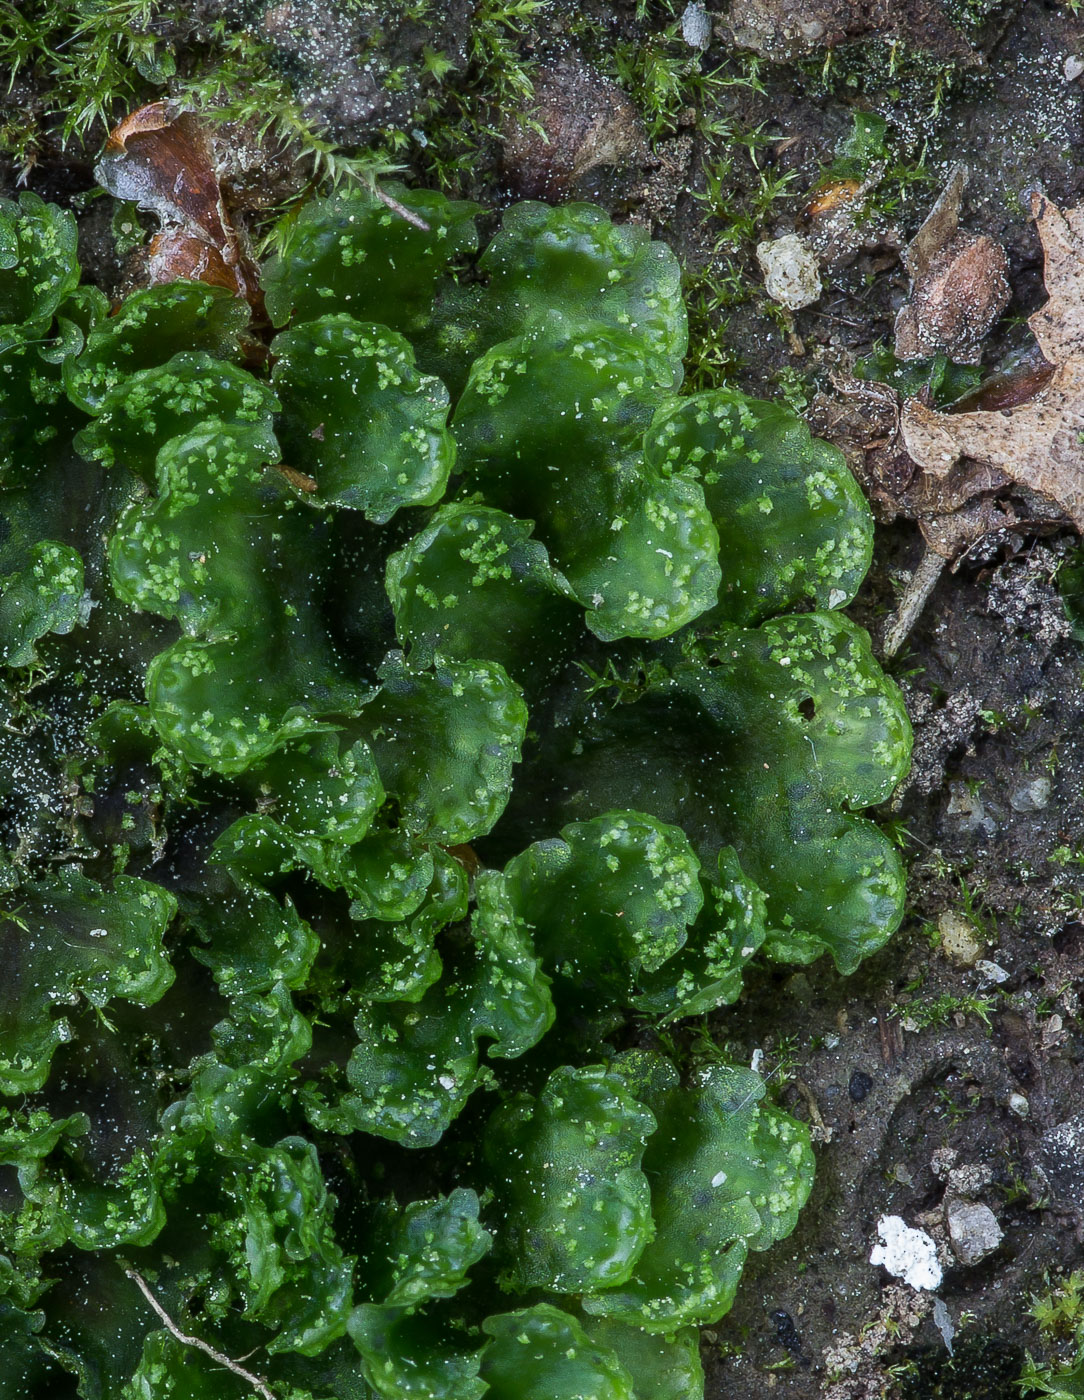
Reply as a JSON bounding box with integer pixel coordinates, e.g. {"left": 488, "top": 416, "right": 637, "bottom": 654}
{"left": 756, "top": 234, "right": 822, "bottom": 310}
{"left": 1064, "top": 54, "right": 1084, "bottom": 83}
{"left": 711, "top": 1170, "right": 728, "bottom": 1187}
{"left": 869, "top": 1214, "right": 943, "bottom": 1290}
{"left": 932, "top": 1297, "right": 955, "bottom": 1355}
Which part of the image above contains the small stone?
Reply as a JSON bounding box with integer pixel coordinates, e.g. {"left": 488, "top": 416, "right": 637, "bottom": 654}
{"left": 975, "top": 959, "right": 1010, "bottom": 985}
{"left": 939, "top": 910, "right": 985, "bottom": 969}
{"left": 946, "top": 780, "right": 995, "bottom": 835}
{"left": 797, "top": 17, "right": 825, "bottom": 41}
{"left": 681, "top": 2, "right": 713, "bottom": 50}
{"left": 1009, "top": 776, "right": 1051, "bottom": 813}
{"left": 945, "top": 1162, "right": 993, "bottom": 1199}
{"left": 848, "top": 1069, "right": 874, "bottom": 1102}
{"left": 870, "top": 1215, "right": 943, "bottom": 1291}
{"left": 770, "top": 1309, "right": 802, "bottom": 1355}
{"left": 1064, "top": 54, "right": 1084, "bottom": 82}
{"left": 756, "top": 234, "right": 822, "bottom": 310}
{"left": 946, "top": 1200, "right": 1003, "bottom": 1265}
{"left": 1008, "top": 1092, "right": 1030, "bottom": 1118}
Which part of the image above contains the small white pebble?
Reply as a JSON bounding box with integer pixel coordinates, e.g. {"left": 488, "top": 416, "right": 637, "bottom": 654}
{"left": 756, "top": 234, "right": 822, "bottom": 310}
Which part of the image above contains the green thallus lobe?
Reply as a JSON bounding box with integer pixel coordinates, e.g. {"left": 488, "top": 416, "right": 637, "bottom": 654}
{"left": 0, "top": 182, "right": 910, "bottom": 1399}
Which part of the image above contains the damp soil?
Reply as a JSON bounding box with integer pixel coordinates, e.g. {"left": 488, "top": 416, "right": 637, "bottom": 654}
{"left": 5, "top": 0, "right": 1084, "bottom": 1395}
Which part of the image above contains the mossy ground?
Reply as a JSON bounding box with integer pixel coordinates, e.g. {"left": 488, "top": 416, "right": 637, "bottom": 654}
{"left": 3, "top": 0, "right": 1084, "bottom": 1396}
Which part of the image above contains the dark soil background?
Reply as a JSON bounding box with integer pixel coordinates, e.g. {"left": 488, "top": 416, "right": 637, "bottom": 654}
{"left": 5, "top": 1, "right": 1084, "bottom": 1395}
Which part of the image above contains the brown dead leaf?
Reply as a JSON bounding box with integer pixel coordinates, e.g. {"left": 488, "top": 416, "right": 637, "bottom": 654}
{"left": 894, "top": 164, "right": 1010, "bottom": 365}
{"left": 805, "top": 178, "right": 863, "bottom": 219}
{"left": 902, "top": 192, "right": 1084, "bottom": 530}
{"left": 443, "top": 843, "right": 481, "bottom": 877}
{"left": 816, "top": 188, "right": 1067, "bottom": 658}
{"left": 902, "top": 163, "right": 969, "bottom": 284}
{"left": 97, "top": 101, "right": 262, "bottom": 307}
{"left": 801, "top": 166, "right": 898, "bottom": 274}
{"left": 817, "top": 372, "right": 1060, "bottom": 567}
{"left": 949, "top": 347, "right": 1055, "bottom": 414}
{"left": 272, "top": 463, "right": 318, "bottom": 494}
{"left": 816, "top": 374, "right": 1055, "bottom": 656}
{"left": 816, "top": 241, "right": 1069, "bottom": 656}
{"left": 145, "top": 229, "right": 253, "bottom": 295}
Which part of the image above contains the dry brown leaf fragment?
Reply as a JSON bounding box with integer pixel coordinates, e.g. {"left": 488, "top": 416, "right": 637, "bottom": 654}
{"left": 894, "top": 163, "right": 1010, "bottom": 365}
{"left": 894, "top": 234, "right": 1011, "bottom": 364}
{"left": 901, "top": 193, "right": 1084, "bottom": 530}
{"left": 820, "top": 374, "right": 1059, "bottom": 555}
{"left": 902, "top": 163, "right": 969, "bottom": 284}
{"left": 813, "top": 372, "right": 1060, "bottom": 656}
{"left": 949, "top": 348, "right": 1055, "bottom": 413}
{"left": 104, "top": 103, "right": 229, "bottom": 248}
{"left": 802, "top": 166, "right": 897, "bottom": 274}
{"left": 145, "top": 228, "right": 253, "bottom": 295}
{"left": 805, "top": 178, "right": 864, "bottom": 219}
{"left": 97, "top": 101, "right": 262, "bottom": 306}
{"left": 272, "top": 463, "right": 318, "bottom": 494}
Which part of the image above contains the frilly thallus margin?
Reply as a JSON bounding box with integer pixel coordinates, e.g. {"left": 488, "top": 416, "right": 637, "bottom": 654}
{"left": 0, "top": 184, "right": 910, "bottom": 1399}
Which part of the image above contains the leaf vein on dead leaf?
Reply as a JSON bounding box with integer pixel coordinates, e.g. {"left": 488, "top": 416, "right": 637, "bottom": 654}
{"left": 901, "top": 194, "right": 1084, "bottom": 532}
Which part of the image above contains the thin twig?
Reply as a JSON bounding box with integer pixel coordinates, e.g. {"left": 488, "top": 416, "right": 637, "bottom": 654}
{"left": 125, "top": 1269, "right": 276, "bottom": 1400}
{"left": 372, "top": 184, "right": 430, "bottom": 231}
{"left": 793, "top": 1076, "right": 832, "bottom": 1144}
{"left": 882, "top": 546, "right": 946, "bottom": 658}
